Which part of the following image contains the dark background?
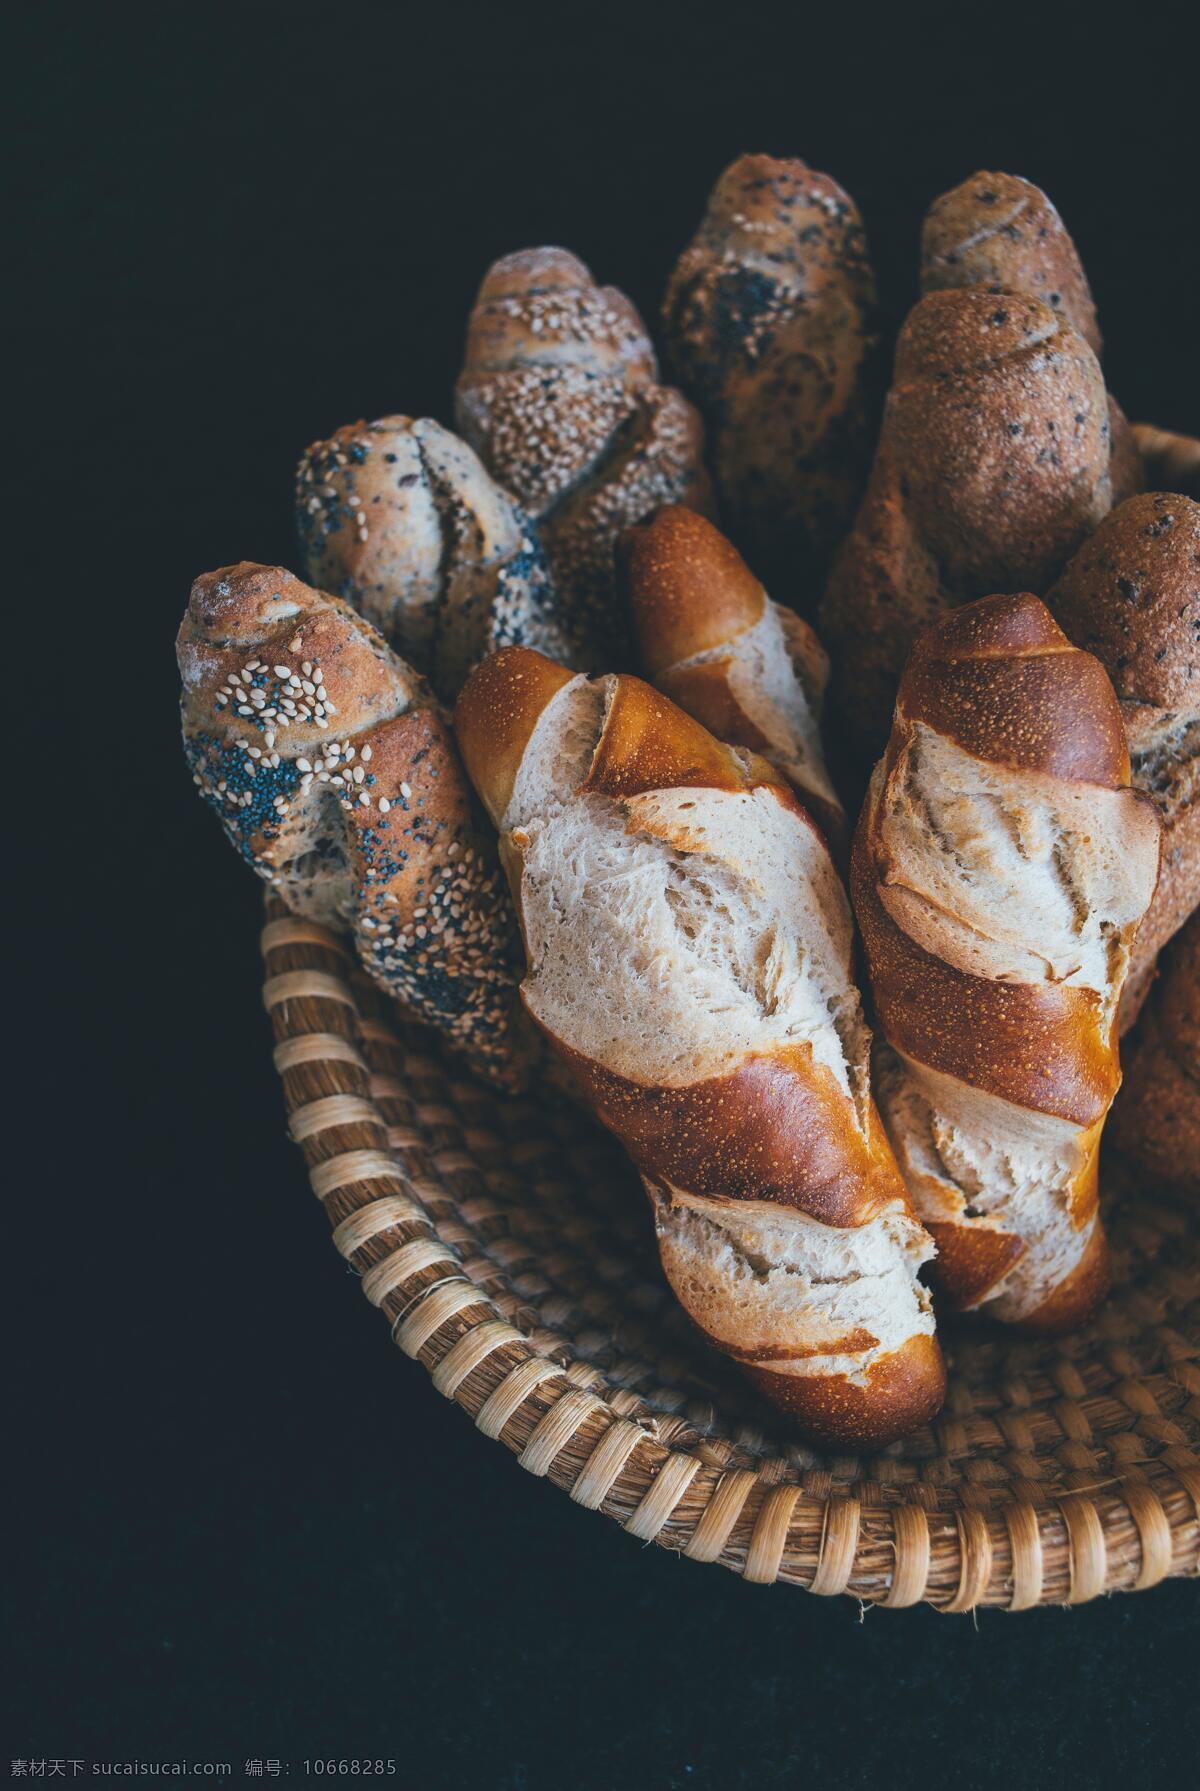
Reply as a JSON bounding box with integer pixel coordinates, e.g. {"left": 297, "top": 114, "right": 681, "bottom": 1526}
{"left": 10, "top": 3, "right": 1199, "bottom": 1786}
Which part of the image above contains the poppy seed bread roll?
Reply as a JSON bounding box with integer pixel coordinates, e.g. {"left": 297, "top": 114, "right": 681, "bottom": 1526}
{"left": 296, "top": 414, "right": 572, "bottom": 700}
{"left": 178, "top": 563, "right": 533, "bottom": 1088}
{"left": 852, "top": 594, "right": 1161, "bottom": 1331}
{"left": 454, "top": 647, "right": 944, "bottom": 1447}
{"left": 621, "top": 505, "right": 845, "bottom": 857}
{"left": 662, "top": 153, "right": 880, "bottom": 597}
{"left": 819, "top": 290, "right": 1118, "bottom": 764}
{"left": 455, "top": 248, "right": 712, "bottom": 663}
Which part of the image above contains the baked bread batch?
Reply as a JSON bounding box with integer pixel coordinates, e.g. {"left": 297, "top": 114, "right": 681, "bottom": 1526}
{"left": 180, "top": 156, "right": 1199, "bottom": 1449}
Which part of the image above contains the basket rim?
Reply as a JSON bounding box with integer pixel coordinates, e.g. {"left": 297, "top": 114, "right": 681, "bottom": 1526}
{"left": 260, "top": 899, "right": 1200, "bottom": 1610}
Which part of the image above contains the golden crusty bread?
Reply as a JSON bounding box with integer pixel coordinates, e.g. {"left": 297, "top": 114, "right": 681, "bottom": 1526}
{"left": 455, "top": 647, "right": 945, "bottom": 1447}
{"left": 295, "top": 415, "right": 576, "bottom": 699}
{"left": 1108, "top": 912, "right": 1200, "bottom": 1192}
{"left": 662, "top": 153, "right": 879, "bottom": 598}
{"left": 178, "top": 563, "right": 534, "bottom": 1089}
{"left": 620, "top": 506, "right": 845, "bottom": 856}
{"left": 819, "top": 290, "right": 1118, "bottom": 765}
{"left": 852, "top": 594, "right": 1160, "bottom": 1332}
{"left": 455, "top": 248, "right": 712, "bottom": 661}
{"left": 1047, "top": 493, "right": 1200, "bottom": 1029}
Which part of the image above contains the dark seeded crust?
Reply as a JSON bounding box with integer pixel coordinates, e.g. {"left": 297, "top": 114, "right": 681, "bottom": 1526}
{"left": 1109, "top": 913, "right": 1200, "bottom": 1191}
{"left": 819, "top": 291, "right": 1114, "bottom": 763}
{"left": 741, "top": 1333, "right": 946, "bottom": 1450}
{"left": 662, "top": 152, "right": 880, "bottom": 592}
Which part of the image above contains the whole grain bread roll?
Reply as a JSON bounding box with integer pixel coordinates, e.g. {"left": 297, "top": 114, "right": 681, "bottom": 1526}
{"left": 852, "top": 594, "right": 1161, "bottom": 1331}
{"left": 455, "top": 248, "right": 712, "bottom": 661}
{"left": 819, "top": 289, "right": 1118, "bottom": 764}
{"left": 178, "top": 563, "right": 532, "bottom": 1088}
{"left": 296, "top": 415, "right": 573, "bottom": 700}
{"left": 620, "top": 505, "right": 845, "bottom": 856}
{"left": 662, "top": 153, "right": 879, "bottom": 598}
{"left": 920, "top": 171, "right": 1141, "bottom": 507}
{"left": 454, "top": 647, "right": 944, "bottom": 1447}
{"left": 1107, "top": 912, "right": 1200, "bottom": 1192}
{"left": 1047, "top": 493, "right": 1200, "bottom": 1029}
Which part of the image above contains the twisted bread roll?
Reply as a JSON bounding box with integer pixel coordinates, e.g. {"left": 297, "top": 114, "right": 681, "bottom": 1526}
{"left": 620, "top": 506, "right": 846, "bottom": 856}
{"left": 296, "top": 415, "right": 571, "bottom": 700}
{"left": 819, "top": 290, "right": 1117, "bottom": 762}
{"left": 454, "top": 647, "right": 944, "bottom": 1447}
{"left": 1108, "top": 912, "right": 1199, "bottom": 1193}
{"left": 1133, "top": 425, "right": 1200, "bottom": 499}
{"left": 919, "top": 171, "right": 1141, "bottom": 508}
{"left": 852, "top": 594, "right": 1161, "bottom": 1331}
{"left": 662, "top": 153, "right": 879, "bottom": 595}
{"left": 1048, "top": 493, "right": 1200, "bottom": 1030}
{"left": 178, "top": 563, "right": 531, "bottom": 1088}
{"left": 455, "top": 248, "right": 712, "bottom": 659}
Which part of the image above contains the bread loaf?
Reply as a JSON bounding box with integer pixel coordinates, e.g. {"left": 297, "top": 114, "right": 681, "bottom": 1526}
{"left": 455, "top": 248, "right": 711, "bottom": 660}
{"left": 454, "top": 647, "right": 944, "bottom": 1446}
{"left": 1047, "top": 493, "right": 1200, "bottom": 1029}
{"left": 620, "top": 506, "right": 846, "bottom": 855}
{"left": 178, "top": 563, "right": 532, "bottom": 1088}
{"left": 920, "top": 171, "right": 1141, "bottom": 506}
{"left": 662, "top": 154, "right": 879, "bottom": 596}
{"left": 296, "top": 415, "right": 572, "bottom": 700}
{"left": 852, "top": 593, "right": 1161, "bottom": 1330}
{"left": 819, "top": 290, "right": 1118, "bottom": 764}
{"left": 1133, "top": 425, "right": 1200, "bottom": 500}
{"left": 1108, "top": 912, "right": 1199, "bottom": 1192}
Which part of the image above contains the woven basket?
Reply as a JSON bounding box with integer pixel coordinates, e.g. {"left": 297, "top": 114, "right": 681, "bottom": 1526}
{"left": 261, "top": 896, "right": 1200, "bottom": 1610}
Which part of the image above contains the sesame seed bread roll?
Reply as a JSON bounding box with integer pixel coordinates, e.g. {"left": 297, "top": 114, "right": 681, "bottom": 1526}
{"left": 620, "top": 506, "right": 846, "bottom": 858}
{"left": 1108, "top": 911, "right": 1200, "bottom": 1193}
{"left": 662, "top": 153, "right": 880, "bottom": 597}
{"left": 455, "top": 248, "right": 713, "bottom": 662}
{"left": 819, "top": 290, "right": 1120, "bottom": 766}
{"left": 852, "top": 594, "right": 1161, "bottom": 1331}
{"left": 1048, "top": 493, "right": 1200, "bottom": 1030}
{"left": 178, "top": 563, "right": 534, "bottom": 1089}
{"left": 296, "top": 415, "right": 574, "bottom": 700}
{"left": 455, "top": 647, "right": 944, "bottom": 1448}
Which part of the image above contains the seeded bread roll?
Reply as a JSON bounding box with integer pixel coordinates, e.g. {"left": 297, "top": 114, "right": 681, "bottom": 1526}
{"left": 1133, "top": 425, "right": 1200, "bottom": 500}
{"left": 1048, "top": 493, "right": 1200, "bottom": 1029}
{"left": 920, "top": 171, "right": 1141, "bottom": 508}
{"left": 662, "top": 153, "right": 879, "bottom": 598}
{"left": 620, "top": 506, "right": 845, "bottom": 856}
{"left": 1108, "top": 912, "right": 1200, "bottom": 1192}
{"left": 454, "top": 647, "right": 944, "bottom": 1448}
{"left": 178, "top": 562, "right": 532, "bottom": 1088}
{"left": 852, "top": 594, "right": 1161, "bottom": 1331}
{"left": 296, "top": 415, "right": 573, "bottom": 700}
{"left": 819, "top": 290, "right": 1118, "bottom": 765}
{"left": 455, "top": 248, "right": 712, "bottom": 660}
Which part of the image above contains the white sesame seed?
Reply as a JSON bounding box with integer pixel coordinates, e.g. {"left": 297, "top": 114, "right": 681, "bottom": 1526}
{"left": 360, "top": 744, "right": 372, "bottom": 761}
{"left": 274, "top": 665, "right": 291, "bottom": 679}
{"left": 296, "top": 758, "right": 312, "bottom": 773}
{"left": 400, "top": 782, "right": 412, "bottom": 799}
{"left": 302, "top": 662, "right": 313, "bottom": 676}
{"left": 378, "top": 797, "right": 391, "bottom": 813}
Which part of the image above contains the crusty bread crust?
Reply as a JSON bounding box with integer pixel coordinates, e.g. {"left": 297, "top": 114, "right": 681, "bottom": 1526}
{"left": 852, "top": 594, "right": 1160, "bottom": 1329}
{"left": 1048, "top": 493, "right": 1200, "bottom": 1026}
{"left": 179, "top": 563, "right": 534, "bottom": 1088}
{"left": 819, "top": 291, "right": 1117, "bottom": 764}
{"left": 1108, "top": 911, "right": 1200, "bottom": 1192}
{"left": 455, "top": 649, "right": 944, "bottom": 1445}
{"left": 456, "top": 248, "right": 711, "bottom": 659}
{"left": 622, "top": 507, "right": 845, "bottom": 853}
{"left": 662, "top": 153, "right": 879, "bottom": 595}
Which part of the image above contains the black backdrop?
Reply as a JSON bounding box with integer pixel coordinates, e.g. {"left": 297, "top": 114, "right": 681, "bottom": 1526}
{"left": 10, "top": 3, "right": 1200, "bottom": 1786}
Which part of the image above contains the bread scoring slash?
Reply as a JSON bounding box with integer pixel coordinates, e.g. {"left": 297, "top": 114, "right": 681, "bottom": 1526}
{"left": 455, "top": 646, "right": 945, "bottom": 1447}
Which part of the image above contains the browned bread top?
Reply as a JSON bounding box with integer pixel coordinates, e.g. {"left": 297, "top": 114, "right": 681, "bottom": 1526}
{"left": 921, "top": 171, "right": 1101, "bottom": 353}
{"left": 619, "top": 506, "right": 765, "bottom": 675}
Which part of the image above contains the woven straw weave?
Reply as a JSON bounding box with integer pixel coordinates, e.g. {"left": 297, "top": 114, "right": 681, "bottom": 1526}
{"left": 261, "top": 897, "right": 1200, "bottom": 1609}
